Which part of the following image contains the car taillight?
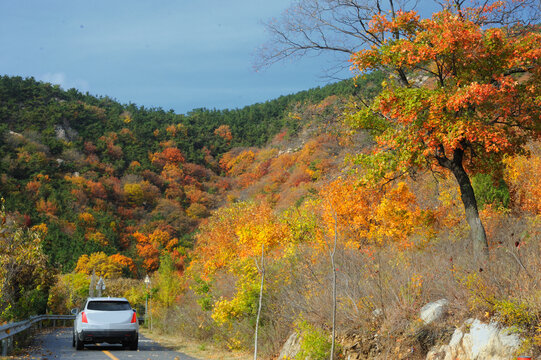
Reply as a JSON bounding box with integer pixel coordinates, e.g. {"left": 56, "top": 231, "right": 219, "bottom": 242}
{"left": 81, "top": 312, "right": 88, "bottom": 323}
{"left": 131, "top": 311, "right": 137, "bottom": 324}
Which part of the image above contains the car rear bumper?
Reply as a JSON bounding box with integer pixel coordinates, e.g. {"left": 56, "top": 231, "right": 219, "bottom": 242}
{"left": 79, "top": 330, "right": 137, "bottom": 344}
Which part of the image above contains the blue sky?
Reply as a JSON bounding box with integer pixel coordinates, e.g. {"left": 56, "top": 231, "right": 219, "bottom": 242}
{"left": 0, "top": 0, "right": 351, "bottom": 114}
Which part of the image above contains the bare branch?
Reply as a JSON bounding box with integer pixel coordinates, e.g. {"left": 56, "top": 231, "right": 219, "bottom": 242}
{"left": 255, "top": 0, "right": 419, "bottom": 71}
{"left": 255, "top": 0, "right": 539, "bottom": 77}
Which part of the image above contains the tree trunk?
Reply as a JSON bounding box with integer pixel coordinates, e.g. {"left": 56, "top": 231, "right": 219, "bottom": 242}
{"left": 329, "top": 233, "right": 337, "bottom": 360}
{"left": 254, "top": 244, "right": 265, "bottom": 360}
{"left": 329, "top": 203, "right": 338, "bottom": 360}
{"left": 437, "top": 147, "right": 489, "bottom": 264}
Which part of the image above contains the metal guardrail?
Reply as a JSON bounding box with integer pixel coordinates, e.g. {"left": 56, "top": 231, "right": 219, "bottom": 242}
{"left": 0, "top": 314, "right": 75, "bottom": 356}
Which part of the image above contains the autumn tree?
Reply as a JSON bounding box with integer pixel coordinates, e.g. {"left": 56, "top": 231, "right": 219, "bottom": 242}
{"left": 150, "top": 147, "right": 185, "bottom": 168}
{"left": 189, "top": 200, "right": 289, "bottom": 344}
{"left": 75, "top": 252, "right": 118, "bottom": 279}
{"left": 152, "top": 254, "right": 184, "bottom": 333}
{"left": 257, "top": 0, "right": 406, "bottom": 71}
{"left": 47, "top": 273, "right": 90, "bottom": 314}
{"left": 320, "top": 178, "right": 433, "bottom": 248}
{"left": 0, "top": 200, "right": 53, "bottom": 320}
{"left": 134, "top": 229, "right": 184, "bottom": 272}
{"left": 75, "top": 252, "right": 135, "bottom": 279}
{"left": 504, "top": 147, "right": 541, "bottom": 214}
{"left": 192, "top": 201, "right": 288, "bottom": 275}
{"left": 214, "top": 124, "right": 233, "bottom": 143}
{"left": 347, "top": 1, "right": 540, "bottom": 262}
{"left": 257, "top": 0, "right": 538, "bottom": 71}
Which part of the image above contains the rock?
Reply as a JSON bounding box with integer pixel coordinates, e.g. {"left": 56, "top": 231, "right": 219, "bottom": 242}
{"left": 426, "top": 319, "right": 522, "bottom": 360}
{"left": 55, "top": 125, "right": 67, "bottom": 141}
{"left": 54, "top": 122, "right": 78, "bottom": 141}
{"left": 339, "top": 331, "right": 381, "bottom": 359}
{"left": 8, "top": 130, "right": 22, "bottom": 137}
{"left": 278, "top": 332, "right": 301, "bottom": 360}
{"left": 420, "top": 299, "right": 449, "bottom": 325}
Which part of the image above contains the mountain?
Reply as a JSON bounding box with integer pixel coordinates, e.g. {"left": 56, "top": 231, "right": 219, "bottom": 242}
{"left": 0, "top": 73, "right": 382, "bottom": 272}
{"left": 1, "top": 71, "right": 540, "bottom": 359}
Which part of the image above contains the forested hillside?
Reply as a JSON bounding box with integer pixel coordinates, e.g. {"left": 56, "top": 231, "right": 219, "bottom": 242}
{"left": 0, "top": 74, "right": 375, "bottom": 267}
{"left": 1, "top": 0, "right": 540, "bottom": 358}
{"left": 0, "top": 73, "right": 382, "bottom": 319}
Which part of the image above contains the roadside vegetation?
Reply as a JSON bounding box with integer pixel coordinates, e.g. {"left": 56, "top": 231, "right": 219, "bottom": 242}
{"left": 0, "top": 0, "right": 540, "bottom": 359}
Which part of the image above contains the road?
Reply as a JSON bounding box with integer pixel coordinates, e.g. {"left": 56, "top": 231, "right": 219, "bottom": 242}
{"left": 23, "top": 328, "right": 200, "bottom": 360}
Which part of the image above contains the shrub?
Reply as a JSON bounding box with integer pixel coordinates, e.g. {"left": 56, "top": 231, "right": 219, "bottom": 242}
{"left": 295, "top": 320, "right": 333, "bottom": 360}
{"left": 471, "top": 173, "right": 510, "bottom": 209}
{"left": 47, "top": 273, "right": 90, "bottom": 314}
{"left": 492, "top": 299, "right": 533, "bottom": 328}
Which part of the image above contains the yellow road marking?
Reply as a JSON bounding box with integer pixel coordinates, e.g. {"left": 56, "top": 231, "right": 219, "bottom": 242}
{"left": 102, "top": 350, "right": 120, "bottom": 360}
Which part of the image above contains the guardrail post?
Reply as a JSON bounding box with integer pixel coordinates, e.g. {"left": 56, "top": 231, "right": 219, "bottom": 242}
{"left": 53, "top": 319, "right": 56, "bottom": 328}
{"left": 2, "top": 339, "right": 7, "bottom": 356}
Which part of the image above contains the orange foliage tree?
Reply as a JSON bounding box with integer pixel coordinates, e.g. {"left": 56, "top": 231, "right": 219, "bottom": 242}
{"left": 35, "top": 198, "right": 58, "bottom": 217}
{"left": 190, "top": 201, "right": 289, "bottom": 276}
{"left": 219, "top": 149, "right": 256, "bottom": 177}
{"left": 348, "top": 2, "right": 541, "bottom": 261}
{"left": 189, "top": 201, "right": 290, "bottom": 328}
{"left": 134, "top": 229, "right": 184, "bottom": 272}
{"left": 150, "top": 147, "right": 185, "bottom": 168}
{"left": 320, "top": 178, "right": 433, "bottom": 249}
{"left": 319, "top": 178, "right": 378, "bottom": 246}
{"left": 214, "top": 124, "right": 233, "bottom": 142}
{"left": 109, "top": 254, "right": 136, "bottom": 275}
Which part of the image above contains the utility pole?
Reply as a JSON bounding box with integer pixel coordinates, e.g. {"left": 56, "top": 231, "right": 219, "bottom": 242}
{"left": 144, "top": 275, "right": 152, "bottom": 332}
{"left": 96, "top": 277, "right": 105, "bottom": 297}
{"left": 89, "top": 270, "right": 97, "bottom": 297}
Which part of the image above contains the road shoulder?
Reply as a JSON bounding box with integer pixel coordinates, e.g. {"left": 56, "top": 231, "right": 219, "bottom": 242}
{"left": 139, "top": 329, "right": 251, "bottom": 360}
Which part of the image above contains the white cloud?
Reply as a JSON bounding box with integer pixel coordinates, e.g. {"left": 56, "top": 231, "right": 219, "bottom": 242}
{"left": 37, "top": 72, "right": 90, "bottom": 92}
{"left": 39, "top": 72, "right": 67, "bottom": 87}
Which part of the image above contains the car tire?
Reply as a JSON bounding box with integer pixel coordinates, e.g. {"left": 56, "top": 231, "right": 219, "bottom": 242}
{"left": 128, "top": 334, "right": 138, "bottom": 350}
{"left": 75, "top": 333, "right": 84, "bottom": 350}
{"left": 72, "top": 331, "right": 75, "bottom": 347}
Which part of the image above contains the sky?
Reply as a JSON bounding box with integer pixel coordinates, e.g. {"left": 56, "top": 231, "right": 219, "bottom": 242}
{"left": 0, "top": 0, "right": 351, "bottom": 114}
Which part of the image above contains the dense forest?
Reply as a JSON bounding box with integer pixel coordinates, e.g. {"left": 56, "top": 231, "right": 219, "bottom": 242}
{"left": 0, "top": 72, "right": 383, "bottom": 319}
{"left": 1, "top": 0, "right": 540, "bottom": 358}
{"left": 0, "top": 73, "right": 381, "bottom": 268}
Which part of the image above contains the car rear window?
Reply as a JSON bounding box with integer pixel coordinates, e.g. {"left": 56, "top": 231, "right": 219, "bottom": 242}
{"left": 87, "top": 301, "right": 132, "bottom": 311}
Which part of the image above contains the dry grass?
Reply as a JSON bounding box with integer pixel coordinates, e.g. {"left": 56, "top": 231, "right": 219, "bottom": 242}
{"left": 140, "top": 328, "right": 252, "bottom": 360}
{"left": 149, "top": 201, "right": 541, "bottom": 359}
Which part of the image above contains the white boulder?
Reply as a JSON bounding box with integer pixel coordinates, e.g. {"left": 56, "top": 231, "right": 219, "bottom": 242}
{"left": 420, "top": 299, "right": 449, "bottom": 325}
{"left": 426, "top": 319, "right": 522, "bottom": 360}
{"left": 278, "top": 332, "right": 301, "bottom": 359}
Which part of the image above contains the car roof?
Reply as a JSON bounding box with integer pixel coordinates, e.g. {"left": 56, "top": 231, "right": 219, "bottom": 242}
{"left": 86, "top": 297, "right": 129, "bottom": 302}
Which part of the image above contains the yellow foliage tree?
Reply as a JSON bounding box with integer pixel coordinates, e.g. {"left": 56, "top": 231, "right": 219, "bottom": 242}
{"left": 75, "top": 252, "right": 123, "bottom": 279}
{"left": 191, "top": 201, "right": 289, "bottom": 276}
{"left": 504, "top": 150, "right": 541, "bottom": 215}
{"left": 124, "top": 183, "right": 144, "bottom": 206}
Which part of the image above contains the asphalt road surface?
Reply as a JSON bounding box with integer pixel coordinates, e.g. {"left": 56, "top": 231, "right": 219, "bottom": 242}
{"left": 24, "top": 328, "right": 200, "bottom": 360}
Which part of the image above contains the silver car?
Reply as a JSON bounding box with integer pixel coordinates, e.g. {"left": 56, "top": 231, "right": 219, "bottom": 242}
{"left": 72, "top": 297, "right": 139, "bottom": 350}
